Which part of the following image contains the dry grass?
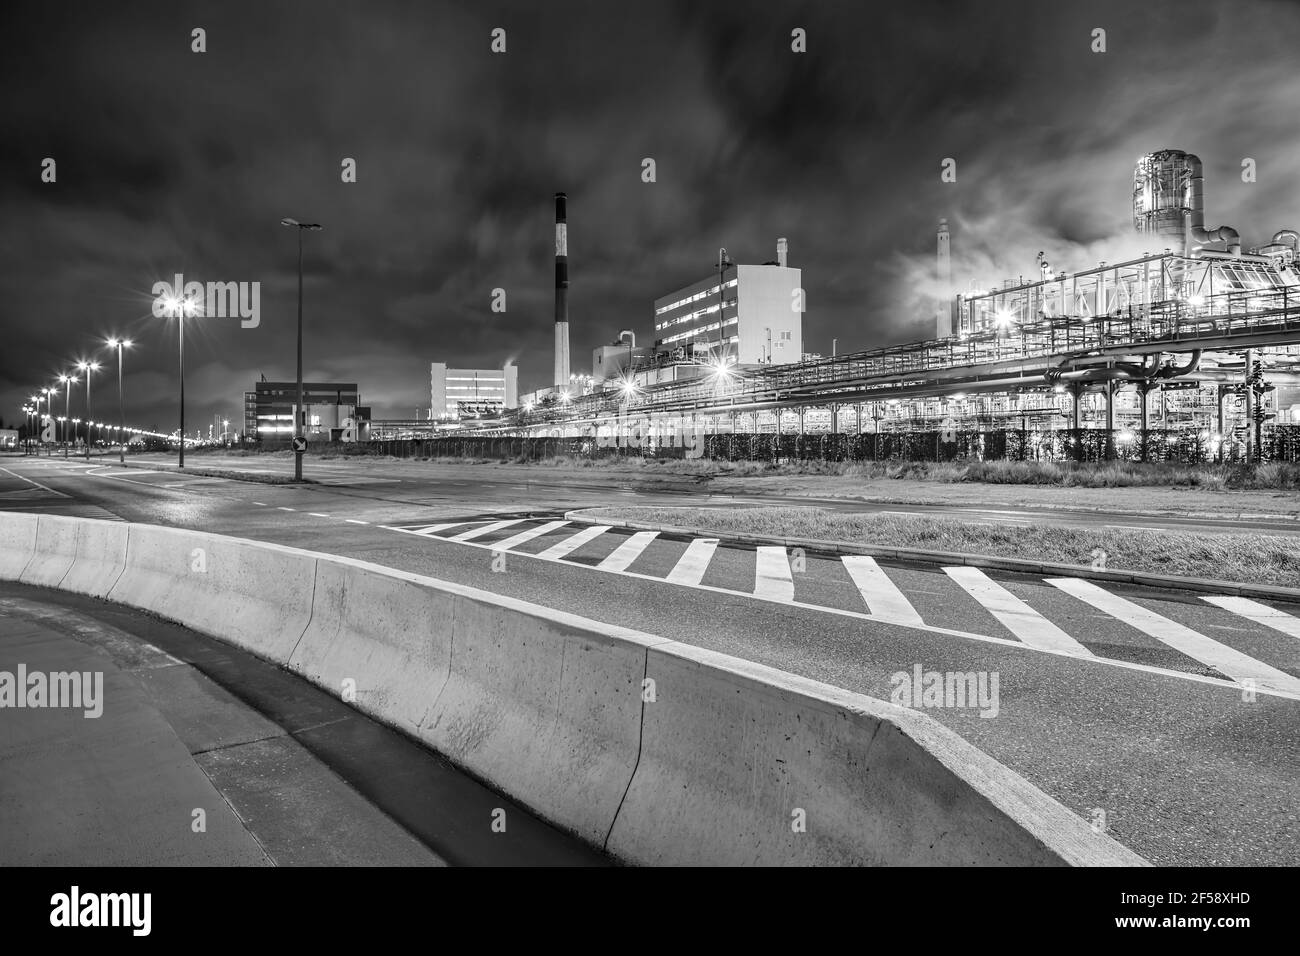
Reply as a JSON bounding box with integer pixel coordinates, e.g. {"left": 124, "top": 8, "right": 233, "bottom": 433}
{"left": 583, "top": 505, "right": 1300, "bottom": 587}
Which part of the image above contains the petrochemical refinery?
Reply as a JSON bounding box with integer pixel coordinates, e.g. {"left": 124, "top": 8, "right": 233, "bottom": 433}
{"left": 473, "top": 150, "right": 1300, "bottom": 462}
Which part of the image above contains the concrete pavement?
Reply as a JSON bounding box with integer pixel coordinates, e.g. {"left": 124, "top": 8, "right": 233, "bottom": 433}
{"left": 0, "top": 581, "right": 607, "bottom": 866}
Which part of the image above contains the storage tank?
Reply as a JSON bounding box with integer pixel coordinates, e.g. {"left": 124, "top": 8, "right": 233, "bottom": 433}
{"left": 1133, "top": 149, "right": 1190, "bottom": 239}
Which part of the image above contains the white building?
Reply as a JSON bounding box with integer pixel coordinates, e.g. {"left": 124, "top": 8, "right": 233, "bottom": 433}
{"left": 430, "top": 362, "right": 518, "bottom": 419}
{"left": 652, "top": 238, "right": 804, "bottom": 366}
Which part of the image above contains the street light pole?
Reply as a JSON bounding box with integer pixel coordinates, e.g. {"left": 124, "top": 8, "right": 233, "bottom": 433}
{"left": 281, "top": 218, "right": 323, "bottom": 482}
{"left": 61, "top": 374, "right": 75, "bottom": 458}
{"left": 179, "top": 303, "right": 186, "bottom": 468}
{"left": 107, "top": 339, "right": 130, "bottom": 464}
{"left": 77, "top": 361, "right": 98, "bottom": 461}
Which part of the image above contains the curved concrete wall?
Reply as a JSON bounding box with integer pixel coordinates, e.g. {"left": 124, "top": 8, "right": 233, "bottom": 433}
{"left": 0, "top": 513, "right": 1146, "bottom": 866}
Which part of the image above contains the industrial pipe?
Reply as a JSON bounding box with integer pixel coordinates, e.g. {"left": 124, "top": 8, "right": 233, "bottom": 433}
{"left": 1154, "top": 349, "right": 1201, "bottom": 378}
{"left": 1185, "top": 154, "right": 1241, "bottom": 255}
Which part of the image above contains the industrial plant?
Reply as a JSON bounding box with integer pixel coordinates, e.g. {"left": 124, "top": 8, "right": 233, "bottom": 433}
{"left": 462, "top": 150, "right": 1300, "bottom": 463}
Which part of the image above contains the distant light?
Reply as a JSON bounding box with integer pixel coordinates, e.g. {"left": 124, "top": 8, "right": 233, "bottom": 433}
{"left": 1187, "top": 294, "right": 1205, "bottom": 309}
{"left": 1117, "top": 429, "right": 1135, "bottom": 444}
{"left": 994, "top": 309, "right": 1015, "bottom": 327}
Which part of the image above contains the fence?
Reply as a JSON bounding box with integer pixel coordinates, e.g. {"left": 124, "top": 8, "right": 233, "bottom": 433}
{"left": 300, "top": 426, "right": 1300, "bottom": 465}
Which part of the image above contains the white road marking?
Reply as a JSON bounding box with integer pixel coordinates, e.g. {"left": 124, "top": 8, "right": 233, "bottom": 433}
{"left": 392, "top": 527, "right": 1300, "bottom": 701}
{"left": 0, "top": 467, "right": 68, "bottom": 497}
{"left": 277, "top": 507, "right": 296, "bottom": 512}
{"left": 753, "top": 546, "right": 795, "bottom": 602}
{"left": 448, "top": 518, "right": 528, "bottom": 542}
{"left": 308, "top": 512, "right": 330, "bottom": 518}
{"left": 252, "top": 502, "right": 267, "bottom": 507}
{"left": 1203, "top": 596, "right": 1300, "bottom": 641}
{"left": 491, "top": 520, "right": 570, "bottom": 551}
{"left": 596, "top": 531, "right": 658, "bottom": 572}
{"left": 1048, "top": 578, "right": 1300, "bottom": 696}
{"left": 536, "top": 525, "right": 611, "bottom": 560}
{"left": 345, "top": 519, "right": 369, "bottom": 525}
{"left": 666, "top": 538, "right": 720, "bottom": 586}
{"left": 842, "top": 556, "right": 925, "bottom": 626}
{"left": 944, "top": 567, "right": 1093, "bottom": 656}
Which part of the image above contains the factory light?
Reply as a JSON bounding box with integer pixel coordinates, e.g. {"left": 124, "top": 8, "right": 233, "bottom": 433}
{"left": 994, "top": 309, "right": 1015, "bottom": 327}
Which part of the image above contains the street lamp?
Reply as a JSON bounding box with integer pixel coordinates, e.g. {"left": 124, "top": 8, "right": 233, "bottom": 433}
{"left": 58, "top": 374, "right": 78, "bottom": 457}
{"left": 77, "top": 360, "right": 100, "bottom": 460}
{"left": 162, "top": 293, "right": 200, "bottom": 467}
{"left": 281, "top": 217, "right": 324, "bottom": 482}
{"left": 106, "top": 338, "right": 132, "bottom": 464}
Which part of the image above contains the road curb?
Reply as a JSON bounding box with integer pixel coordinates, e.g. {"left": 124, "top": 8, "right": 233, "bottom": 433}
{"left": 563, "top": 508, "right": 1300, "bottom": 601}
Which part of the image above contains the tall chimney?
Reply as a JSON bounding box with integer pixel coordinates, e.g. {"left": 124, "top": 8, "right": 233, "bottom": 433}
{"left": 554, "top": 192, "right": 571, "bottom": 389}
{"left": 777, "top": 237, "right": 788, "bottom": 268}
{"left": 936, "top": 218, "right": 953, "bottom": 338}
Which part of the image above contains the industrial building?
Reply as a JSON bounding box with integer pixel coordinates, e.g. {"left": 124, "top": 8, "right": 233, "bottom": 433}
{"left": 247, "top": 381, "right": 366, "bottom": 442}
{"left": 430, "top": 362, "right": 518, "bottom": 419}
{"left": 592, "top": 331, "right": 653, "bottom": 384}
{"left": 652, "top": 238, "right": 803, "bottom": 367}
{"left": 476, "top": 150, "right": 1300, "bottom": 463}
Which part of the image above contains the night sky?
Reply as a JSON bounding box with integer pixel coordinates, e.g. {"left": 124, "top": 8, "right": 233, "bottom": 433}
{"left": 3, "top": 0, "right": 1299, "bottom": 429}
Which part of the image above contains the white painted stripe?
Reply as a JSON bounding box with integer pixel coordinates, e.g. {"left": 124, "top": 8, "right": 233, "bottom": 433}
{"left": 1203, "top": 596, "right": 1300, "bottom": 641}
{"left": 408, "top": 522, "right": 464, "bottom": 535}
{"left": 448, "top": 518, "right": 528, "bottom": 542}
{"left": 596, "top": 531, "right": 658, "bottom": 572}
{"left": 536, "top": 525, "right": 611, "bottom": 560}
{"left": 944, "top": 567, "right": 1093, "bottom": 656}
{"left": 277, "top": 507, "right": 295, "bottom": 512}
{"left": 753, "top": 546, "right": 795, "bottom": 602}
{"left": 308, "top": 512, "right": 330, "bottom": 518}
{"left": 345, "top": 519, "right": 368, "bottom": 525}
{"left": 842, "top": 556, "right": 924, "bottom": 626}
{"left": 1048, "top": 578, "right": 1300, "bottom": 696}
{"left": 491, "top": 520, "right": 570, "bottom": 551}
{"left": 665, "top": 538, "right": 719, "bottom": 586}
{"left": 252, "top": 502, "right": 267, "bottom": 507}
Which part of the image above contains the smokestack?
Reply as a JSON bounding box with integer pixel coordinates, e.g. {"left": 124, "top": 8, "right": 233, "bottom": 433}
{"left": 554, "top": 192, "right": 571, "bottom": 388}
{"left": 936, "top": 218, "right": 953, "bottom": 338}
{"left": 777, "top": 237, "right": 788, "bottom": 268}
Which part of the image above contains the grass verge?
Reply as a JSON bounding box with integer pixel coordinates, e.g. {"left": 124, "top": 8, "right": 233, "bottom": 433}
{"left": 581, "top": 505, "right": 1300, "bottom": 588}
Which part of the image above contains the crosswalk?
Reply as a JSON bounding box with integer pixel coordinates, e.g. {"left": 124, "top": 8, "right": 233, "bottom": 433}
{"left": 388, "top": 515, "right": 1300, "bottom": 699}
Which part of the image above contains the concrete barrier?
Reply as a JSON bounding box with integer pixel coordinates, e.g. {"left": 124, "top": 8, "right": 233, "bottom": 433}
{"left": 61, "top": 519, "right": 130, "bottom": 598}
{"left": 607, "top": 642, "right": 1144, "bottom": 865}
{"left": 289, "top": 558, "right": 457, "bottom": 736}
{"left": 421, "top": 590, "right": 661, "bottom": 847}
{"left": 107, "top": 524, "right": 315, "bottom": 663}
{"left": 19, "top": 515, "right": 81, "bottom": 590}
{"left": 0, "top": 512, "right": 1147, "bottom": 866}
{"left": 0, "top": 511, "right": 37, "bottom": 580}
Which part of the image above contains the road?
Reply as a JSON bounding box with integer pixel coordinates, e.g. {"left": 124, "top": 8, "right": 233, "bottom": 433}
{"left": 3, "top": 452, "right": 1298, "bottom": 866}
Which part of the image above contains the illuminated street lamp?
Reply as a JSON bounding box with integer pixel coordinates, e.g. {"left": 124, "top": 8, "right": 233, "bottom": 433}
{"left": 281, "top": 217, "right": 324, "bottom": 482}
{"left": 58, "top": 373, "right": 78, "bottom": 457}
{"left": 106, "top": 338, "right": 132, "bottom": 463}
{"left": 76, "top": 360, "right": 100, "bottom": 460}
{"left": 161, "top": 293, "right": 200, "bottom": 467}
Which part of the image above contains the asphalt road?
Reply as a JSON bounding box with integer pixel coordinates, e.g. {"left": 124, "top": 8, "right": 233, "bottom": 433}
{"left": 3, "top": 452, "right": 1298, "bottom": 866}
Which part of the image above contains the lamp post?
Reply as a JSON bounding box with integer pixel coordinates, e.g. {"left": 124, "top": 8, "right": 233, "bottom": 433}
{"left": 106, "top": 338, "right": 132, "bottom": 463}
{"left": 163, "top": 294, "right": 199, "bottom": 467}
{"left": 281, "top": 217, "right": 324, "bottom": 482}
{"left": 59, "top": 374, "right": 77, "bottom": 457}
{"left": 77, "top": 360, "right": 100, "bottom": 460}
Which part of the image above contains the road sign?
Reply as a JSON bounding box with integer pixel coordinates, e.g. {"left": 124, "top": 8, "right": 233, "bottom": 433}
{"left": 291, "top": 436, "right": 306, "bottom": 453}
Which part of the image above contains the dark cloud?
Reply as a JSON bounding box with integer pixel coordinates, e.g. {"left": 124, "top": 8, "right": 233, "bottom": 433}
{"left": 2, "top": 0, "right": 1299, "bottom": 429}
